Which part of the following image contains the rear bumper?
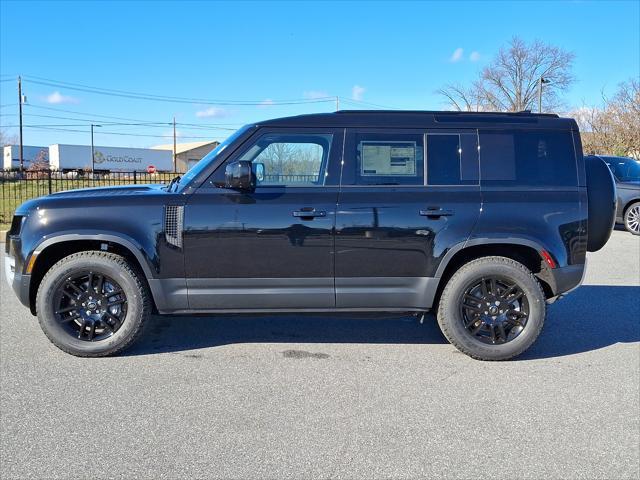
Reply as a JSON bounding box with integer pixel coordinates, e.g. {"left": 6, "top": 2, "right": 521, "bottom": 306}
{"left": 548, "top": 263, "right": 586, "bottom": 298}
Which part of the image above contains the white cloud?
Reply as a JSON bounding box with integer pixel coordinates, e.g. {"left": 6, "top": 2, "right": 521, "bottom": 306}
{"left": 469, "top": 51, "right": 481, "bottom": 62}
{"left": 352, "top": 85, "right": 365, "bottom": 101}
{"left": 258, "top": 99, "right": 275, "bottom": 108}
{"left": 45, "top": 91, "right": 79, "bottom": 104}
{"left": 195, "top": 107, "right": 228, "bottom": 118}
{"left": 304, "top": 90, "right": 330, "bottom": 99}
{"left": 450, "top": 48, "right": 464, "bottom": 62}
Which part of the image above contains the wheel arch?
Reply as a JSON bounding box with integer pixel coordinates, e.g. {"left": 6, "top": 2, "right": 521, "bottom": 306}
{"left": 433, "top": 239, "right": 554, "bottom": 309}
{"left": 27, "top": 234, "right": 155, "bottom": 315}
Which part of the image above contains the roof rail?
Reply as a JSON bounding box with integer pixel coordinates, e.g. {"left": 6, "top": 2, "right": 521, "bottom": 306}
{"left": 336, "top": 109, "right": 559, "bottom": 118}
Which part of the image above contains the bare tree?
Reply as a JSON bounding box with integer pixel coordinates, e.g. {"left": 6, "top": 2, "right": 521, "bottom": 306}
{"left": 0, "top": 129, "right": 18, "bottom": 146}
{"left": 577, "top": 79, "right": 640, "bottom": 157}
{"left": 438, "top": 37, "right": 575, "bottom": 112}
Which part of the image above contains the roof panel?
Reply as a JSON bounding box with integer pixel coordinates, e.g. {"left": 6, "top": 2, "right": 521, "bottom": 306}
{"left": 255, "top": 110, "right": 576, "bottom": 130}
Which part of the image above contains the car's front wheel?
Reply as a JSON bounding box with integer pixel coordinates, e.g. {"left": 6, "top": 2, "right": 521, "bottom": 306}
{"left": 36, "top": 251, "right": 150, "bottom": 357}
{"left": 624, "top": 202, "right": 640, "bottom": 235}
{"left": 437, "top": 256, "right": 546, "bottom": 361}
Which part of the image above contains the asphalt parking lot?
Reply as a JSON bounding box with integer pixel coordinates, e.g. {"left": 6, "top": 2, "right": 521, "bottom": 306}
{"left": 1, "top": 230, "right": 639, "bottom": 480}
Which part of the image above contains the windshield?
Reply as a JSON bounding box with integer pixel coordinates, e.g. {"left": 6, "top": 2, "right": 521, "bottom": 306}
{"left": 177, "top": 125, "right": 252, "bottom": 188}
{"left": 605, "top": 157, "right": 640, "bottom": 182}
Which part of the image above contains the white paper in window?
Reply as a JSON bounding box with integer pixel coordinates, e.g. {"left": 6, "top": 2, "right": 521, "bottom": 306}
{"left": 361, "top": 141, "right": 416, "bottom": 176}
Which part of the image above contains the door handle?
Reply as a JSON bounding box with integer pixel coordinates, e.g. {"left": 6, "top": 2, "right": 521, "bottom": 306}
{"left": 293, "top": 208, "right": 327, "bottom": 219}
{"left": 420, "top": 207, "right": 454, "bottom": 218}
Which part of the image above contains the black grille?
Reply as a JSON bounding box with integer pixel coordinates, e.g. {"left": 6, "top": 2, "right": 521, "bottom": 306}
{"left": 164, "top": 205, "right": 184, "bottom": 249}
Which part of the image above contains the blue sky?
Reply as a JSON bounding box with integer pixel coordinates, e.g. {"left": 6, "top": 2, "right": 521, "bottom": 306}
{"left": 1, "top": 0, "right": 639, "bottom": 148}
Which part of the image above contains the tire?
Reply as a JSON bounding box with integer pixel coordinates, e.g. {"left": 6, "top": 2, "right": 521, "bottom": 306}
{"left": 36, "top": 251, "right": 150, "bottom": 357}
{"left": 585, "top": 155, "right": 617, "bottom": 251}
{"left": 624, "top": 202, "right": 640, "bottom": 235}
{"left": 437, "top": 256, "right": 546, "bottom": 361}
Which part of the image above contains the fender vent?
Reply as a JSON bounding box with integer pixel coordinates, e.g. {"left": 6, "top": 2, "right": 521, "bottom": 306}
{"left": 164, "top": 205, "right": 184, "bottom": 248}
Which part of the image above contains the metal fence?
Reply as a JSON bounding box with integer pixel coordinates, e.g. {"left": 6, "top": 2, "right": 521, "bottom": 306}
{"left": 0, "top": 170, "right": 178, "bottom": 226}
{"left": 263, "top": 174, "right": 319, "bottom": 183}
{"left": 0, "top": 170, "right": 323, "bottom": 226}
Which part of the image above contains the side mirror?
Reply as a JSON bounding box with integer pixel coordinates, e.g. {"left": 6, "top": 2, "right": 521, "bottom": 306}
{"left": 253, "top": 162, "right": 265, "bottom": 183}
{"left": 225, "top": 161, "right": 255, "bottom": 191}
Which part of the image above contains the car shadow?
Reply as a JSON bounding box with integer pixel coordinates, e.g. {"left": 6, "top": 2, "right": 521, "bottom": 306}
{"left": 521, "top": 284, "right": 640, "bottom": 360}
{"left": 124, "top": 285, "right": 639, "bottom": 360}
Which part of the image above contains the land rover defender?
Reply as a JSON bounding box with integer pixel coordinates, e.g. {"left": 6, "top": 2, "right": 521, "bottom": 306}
{"left": 4, "top": 111, "right": 616, "bottom": 360}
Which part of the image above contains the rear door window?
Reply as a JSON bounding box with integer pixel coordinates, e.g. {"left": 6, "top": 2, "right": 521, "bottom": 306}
{"left": 426, "top": 133, "right": 479, "bottom": 185}
{"left": 479, "top": 130, "right": 577, "bottom": 187}
{"left": 342, "top": 130, "right": 424, "bottom": 186}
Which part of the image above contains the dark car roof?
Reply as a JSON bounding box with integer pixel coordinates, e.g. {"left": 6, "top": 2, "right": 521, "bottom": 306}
{"left": 256, "top": 110, "right": 578, "bottom": 130}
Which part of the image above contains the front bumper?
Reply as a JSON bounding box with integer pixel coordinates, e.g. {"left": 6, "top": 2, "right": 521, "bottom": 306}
{"left": 4, "top": 251, "right": 31, "bottom": 310}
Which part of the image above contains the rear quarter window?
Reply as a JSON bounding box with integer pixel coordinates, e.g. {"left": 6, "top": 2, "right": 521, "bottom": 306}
{"left": 479, "top": 130, "right": 577, "bottom": 187}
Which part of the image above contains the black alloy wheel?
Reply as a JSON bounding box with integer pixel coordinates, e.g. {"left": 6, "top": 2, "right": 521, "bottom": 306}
{"left": 460, "top": 276, "right": 529, "bottom": 345}
{"left": 53, "top": 271, "right": 127, "bottom": 341}
{"left": 37, "top": 251, "right": 150, "bottom": 357}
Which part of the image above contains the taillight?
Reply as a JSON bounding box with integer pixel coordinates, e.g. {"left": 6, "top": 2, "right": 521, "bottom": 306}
{"left": 540, "top": 250, "right": 557, "bottom": 269}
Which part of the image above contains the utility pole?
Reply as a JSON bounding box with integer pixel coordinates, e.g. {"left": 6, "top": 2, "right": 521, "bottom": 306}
{"left": 18, "top": 76, "right": 24, "bottom": 173}
{"left": 335, "top": 96, "right": 339, "bottom": 112}
{"left": 173, "top": 116, "right": 177, "bottom": 172}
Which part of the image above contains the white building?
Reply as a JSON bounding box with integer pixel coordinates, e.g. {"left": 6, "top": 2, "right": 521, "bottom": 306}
{"left": 151, "top": 141, "right": 219, "bottom": 173}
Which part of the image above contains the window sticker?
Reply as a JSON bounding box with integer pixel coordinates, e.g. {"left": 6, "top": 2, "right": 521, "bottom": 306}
{"left": 360, "top": 141, "right": 417, "bottom": 176}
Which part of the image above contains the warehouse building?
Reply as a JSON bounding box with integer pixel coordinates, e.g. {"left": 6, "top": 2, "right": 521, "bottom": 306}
{"left": 152, "top": 141, "right": 219, "bottom": 172}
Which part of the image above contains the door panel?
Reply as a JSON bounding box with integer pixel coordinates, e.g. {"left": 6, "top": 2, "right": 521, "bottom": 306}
{"left": 334, "top": 128, "right": 481, "bottom": 309}
{"left": 183, "top": 128, "right": 343, "bottom": 310}
{"left": 334, "top": 187, "right": 480, "bottom": 308}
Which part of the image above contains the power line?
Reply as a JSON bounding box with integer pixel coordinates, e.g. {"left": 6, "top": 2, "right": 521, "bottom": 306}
{"left": 338, "top": 97, "right": 400, "bottom": 110}
{"left": 22, "top": 75, "right": 336, "bottom": 106}
{"left": 3, "top": 119, "right": 237, "bottom": 131}
{"left": 24, "top": 103, "right": 183, "bottom": 123}
{"left": 3, "top": 112, "right": 237, "bottom": 131}
{"left": 25, "top": 125, "right": 218, "bottom": 139}
{"left": 23, "top": 104, "right": 243, "bottom": 127}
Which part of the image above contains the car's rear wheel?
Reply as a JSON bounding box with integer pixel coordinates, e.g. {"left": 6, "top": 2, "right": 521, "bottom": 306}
{"left": 437, "top": 256, "right": 546, "bottom": 361}
{"left": 624, "top": 202, "right": 640, "bottom": 235}
{"left": 36, "top": 251, "right": 150, "bottom": 357}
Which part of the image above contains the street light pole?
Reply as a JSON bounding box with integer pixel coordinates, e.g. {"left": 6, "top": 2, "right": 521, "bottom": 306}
{"left": 91, "top": 124, "right": 95, "bottom": 173}
{"left": 173, "top": 116, "right": 177, "bottom": 172}
{"left": 91, "top": 124, "right": 101, "bottom": 173}
{"left": 18, "top": 76, "right": 24, "bottom": 173}
{"left": 538, "top": 77, "right": 550, "bottom": 113}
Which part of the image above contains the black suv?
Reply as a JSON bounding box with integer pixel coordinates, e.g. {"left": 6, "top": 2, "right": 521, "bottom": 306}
{"left": 4, "top": 111, "right": 616, "bottom": 360}
{"left": 591, "top": 155, "right": 640, "bottom": 235}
